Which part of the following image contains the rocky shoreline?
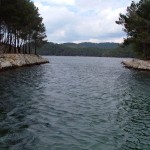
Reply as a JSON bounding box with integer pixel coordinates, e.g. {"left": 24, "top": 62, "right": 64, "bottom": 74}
{"left": 0, "top": 54, "right": 49, "bottom": 70}
{"left": 122, "top": 59, "right": 150, "bottom": 71}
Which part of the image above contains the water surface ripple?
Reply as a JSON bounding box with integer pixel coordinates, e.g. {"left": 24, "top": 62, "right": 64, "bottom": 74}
{"left": 0, "top": 56, "right": 150, "bottom": 150}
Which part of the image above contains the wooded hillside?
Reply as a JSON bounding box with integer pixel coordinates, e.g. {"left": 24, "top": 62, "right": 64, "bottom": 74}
{"left": 37, "top": 42, "right": 136, "bottom": 58}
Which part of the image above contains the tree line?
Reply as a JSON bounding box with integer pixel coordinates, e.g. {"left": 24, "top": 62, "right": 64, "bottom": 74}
{"left": 0, "top": 0, "right": 46, "bottom": 54}
{"left": 37, "top": 42, "right": 136, "bottom": 58}
{"left": 116, "top": 0, "right": 150, "bottom": 59}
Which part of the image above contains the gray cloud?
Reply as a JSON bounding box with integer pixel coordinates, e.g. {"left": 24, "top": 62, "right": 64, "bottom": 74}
{"left": 33, "top": 0, "right": 139, "bottom": 43}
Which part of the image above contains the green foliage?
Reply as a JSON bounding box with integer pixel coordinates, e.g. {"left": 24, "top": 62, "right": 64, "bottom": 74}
{"left": 116, "top": 0, "right": 150, "bottom": 59}
{"left": 37, "top": 42, "right": 136, "bottom": 58}
{"left": 62, "top": 42, "right": 119, "bottom": 49}
{"left": 0, "top": 0, "right": 47, "bottom": 54}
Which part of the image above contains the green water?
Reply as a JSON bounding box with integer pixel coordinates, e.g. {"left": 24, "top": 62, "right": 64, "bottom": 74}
{"left": 0, "top": 56, "right": 150, "bottom": 150}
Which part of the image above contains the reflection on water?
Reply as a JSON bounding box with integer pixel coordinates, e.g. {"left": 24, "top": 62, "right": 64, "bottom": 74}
{"left": 0, "top": 56, "right": 150, "bottom": 150}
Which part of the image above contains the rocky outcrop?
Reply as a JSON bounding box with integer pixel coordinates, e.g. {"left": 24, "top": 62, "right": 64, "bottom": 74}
{"left": 0, "top": 54, "right": 49, "bottom": 70}
{"left": 122, "top": 59, "right": 150, "bottom": 71}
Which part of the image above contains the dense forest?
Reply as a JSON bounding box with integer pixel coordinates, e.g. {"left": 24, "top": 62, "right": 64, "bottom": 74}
{"left": 0, "top": 0, "right": 46, "bottom": 54}
{"left": 62, "top": 42, "right": 119, "bottom": 49}
{"left": 37, "top": 42, "right": 136, "bottom": 58}
{"left": 116, "top": 0, "right": 150, "bottom": 59}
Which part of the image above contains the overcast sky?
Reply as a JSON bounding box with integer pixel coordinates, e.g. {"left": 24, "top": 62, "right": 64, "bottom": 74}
{"left": 33, "top": 0, "right": 139, "bottom": 43}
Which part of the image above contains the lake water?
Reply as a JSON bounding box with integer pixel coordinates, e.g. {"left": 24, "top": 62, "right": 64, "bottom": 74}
{"left": 0, "top": 56, "right": 150, "bottom": 150}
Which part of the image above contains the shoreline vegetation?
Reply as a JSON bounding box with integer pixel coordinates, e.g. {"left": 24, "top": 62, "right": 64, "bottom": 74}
{"left": 115, "top": 0, "right": 150, "bottom": 71}
{"left": 0, "top": 0, "right": 47, "bottom": 55}
{"left": 0, "top": 0, "right": 48, "bottom": 71}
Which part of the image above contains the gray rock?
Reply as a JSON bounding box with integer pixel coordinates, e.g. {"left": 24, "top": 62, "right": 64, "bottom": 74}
{"left": 0, "top": 54, "right": 49, "bottom": 70}
{"left": 122, "top": 59, "right": 150, "bottom": 70}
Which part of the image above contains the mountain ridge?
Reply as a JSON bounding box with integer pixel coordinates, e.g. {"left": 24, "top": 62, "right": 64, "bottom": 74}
{"left": 37, "top": 42, "right": 136, "bottom": 58}
{"left": 62, "top": 42, "right": 119, "bottom": 49}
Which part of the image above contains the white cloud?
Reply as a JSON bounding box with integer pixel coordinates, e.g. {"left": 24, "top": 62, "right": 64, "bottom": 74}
{"left": 35, "top": 0, "right": 75, "bottom": 6}
{"left": 33, "top": 0, "right": 140, "bottom": 43}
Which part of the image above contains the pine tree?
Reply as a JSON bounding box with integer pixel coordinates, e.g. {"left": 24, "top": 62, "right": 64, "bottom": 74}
{"left": 116, "top": 0, "right": 150, "bottom": 59}
{"left": 0, "top": 0, "right": 47, "bottom": 54}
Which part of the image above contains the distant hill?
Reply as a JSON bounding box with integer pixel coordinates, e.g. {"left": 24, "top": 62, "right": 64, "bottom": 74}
{"left": 37, "top": 42, "right": 136, "bottom": 58}
{"left": 62, "top": 42, "right": 119, "bottom": 49}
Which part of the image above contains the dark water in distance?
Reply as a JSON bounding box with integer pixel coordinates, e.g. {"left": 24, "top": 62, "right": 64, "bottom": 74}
{"left": 0, "top": 56, "right": 150, "bottom": 150}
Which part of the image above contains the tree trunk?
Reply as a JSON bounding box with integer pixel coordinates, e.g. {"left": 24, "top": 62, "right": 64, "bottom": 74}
{"left": 14, "top": 30, "right": 17, "bottom": 53}
{"left": 35, "top": 40, "right": 37, "bottom": 55}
